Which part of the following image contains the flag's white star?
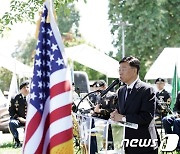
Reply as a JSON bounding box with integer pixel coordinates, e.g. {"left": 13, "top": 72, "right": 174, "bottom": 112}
{"left": 31, "top": 82, "right": 35, "bottom": 90}
{"left": 40, "top": 103, "right": 43, "bottom": 110}
{"left": 43, "top": 71, "right": 46, "bottom": 77}
{"left": 41, "top": 27, "right": 45, "bottom": 33}
{"left": 47, "top": 50, "right": 51, "bottom": 56}
{"left": 47, "top": 61, "right": 51, "bottom": 68}
{"left": 47, "top": 82, "right": 50, "bottom": 88}
{"left": 51, "top": 43, "right": 58, "bottom": 52}
{"left": 56, "top": 58, "right": 64, "bottom": 66}
{"left": 41, "top": 16, "right": 45, "bottom": 23}
{"left": 37, "top": 70, "right": 42, "bottom": 77}
{"left": 50, "top": 55, "right": 54, "bottom": 61}
{"left": 35, "top": 59, "right": 41, "bottom": 67}
{"left": 47, "top": 39, "right": 51, "bottom": 46}
{"left": 42, "top": 49, "right": 45, "bottom": 55}
{"left": 37, "top": 39, "right": 40, "bottom": 45}
{"left": 47, "top": 72, "right": 50, "bottom": 77}
{"left": 47, "top": 29, "right": 53, "bottom": 36}
{"left": 30, "top": 92, "right": 37, "bottom": 100}
{"left": 43, "top": 82, "right": 46, "bottom": 88}
{"left": 38, "top": 81, "right": 43, "bottom": 88}
{"left": 43, "top": 39, "right": 45, "bottom": 44}
{"left": 39, "top": 93, "right": 43, "bottom": 99}
{"left": 36, "top": 48, "right": 41, "bottom": 56}
{"left": 42, "top": 60, "right": 45, "bottom": 66}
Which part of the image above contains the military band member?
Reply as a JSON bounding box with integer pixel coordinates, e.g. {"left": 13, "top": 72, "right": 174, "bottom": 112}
{"left": 8, "top": 81, "right": 30, "bottom": 148}
{"left": 92, "top": 80, "right": 117, "bottom": 150}
{"left": 155, "top": 78, "right": 171, "bottom": 118}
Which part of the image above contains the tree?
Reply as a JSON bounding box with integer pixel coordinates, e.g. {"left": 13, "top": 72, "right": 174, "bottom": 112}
{"left": 108, "top": 0, "right": 180, "bottom": 79}
{"left": 0, "top": 0, "right": 76, "bottom": 36}
{"left": 12, "top": 34, "right": 36, "bottom": 66}
{"left": 0, "top": 68, "right": 12, "bottom": 92}
{"left": 57, "top": 3, "right": 80, "bottom": 36}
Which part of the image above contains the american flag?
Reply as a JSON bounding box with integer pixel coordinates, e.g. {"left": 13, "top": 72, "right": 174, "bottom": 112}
{"left": 23, "top": 1, "right": 73, "bottom": 153}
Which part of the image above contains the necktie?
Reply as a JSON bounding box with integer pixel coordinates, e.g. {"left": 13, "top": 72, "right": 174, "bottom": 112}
{"left": 126, "top": 88, "right": 131, "bottom": 100}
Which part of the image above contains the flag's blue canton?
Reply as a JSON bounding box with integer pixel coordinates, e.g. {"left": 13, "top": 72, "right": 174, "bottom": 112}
{"left": 30, "top": 5, "right": 66, "bottom": 114}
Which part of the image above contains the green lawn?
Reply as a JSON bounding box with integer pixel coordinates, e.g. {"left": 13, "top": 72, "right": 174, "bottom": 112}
{"left": 0, "top": 142, "right": 22, "bottom": 154}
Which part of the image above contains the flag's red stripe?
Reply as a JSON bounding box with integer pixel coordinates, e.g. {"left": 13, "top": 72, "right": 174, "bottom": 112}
{"left": 50, "top": 81, "right": 71, "bottom": 98}
{"left": 24, "top": 112, "right": 41, "bottom": 146}
{"left": 47, "top": 128, "right": 73, "bottom": 153}
{"left": 35, "top": 104, "right": 72, "bottom": 153}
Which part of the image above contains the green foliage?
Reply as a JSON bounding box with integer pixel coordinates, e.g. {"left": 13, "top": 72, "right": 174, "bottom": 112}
{"left": 0, "top": 68, "right": 12, "bottom": 92}
{"left": 0, "top": 0, "right": 43, "bottom": 36}
{"left": 0, "top": 0, "right": 78, "bottom": 36}
{"left": 108, "top": 0, "right": 180, "bottom": 79}
{"left": 12, "top": 35, "right": 37, "bottom": 66}
{"left": 56, "top": 3, "right": 80, "bottom": 35}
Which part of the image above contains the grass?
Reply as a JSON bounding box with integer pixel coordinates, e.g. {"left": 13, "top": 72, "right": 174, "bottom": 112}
{"left": 0, "top": 142, "right": 22, "bottom": 154}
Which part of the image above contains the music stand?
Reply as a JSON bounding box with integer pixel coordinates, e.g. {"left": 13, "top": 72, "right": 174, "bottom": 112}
{"left": 72, "top": 112, "right": 138, "bottom": 154}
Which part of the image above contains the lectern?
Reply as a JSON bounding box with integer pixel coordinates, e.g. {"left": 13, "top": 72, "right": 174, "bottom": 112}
{"left": 72, "top": 113, "right": 138, "bottom": 154}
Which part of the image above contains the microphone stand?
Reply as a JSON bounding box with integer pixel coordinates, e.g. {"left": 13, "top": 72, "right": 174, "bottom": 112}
{"left": 74, "top": 90, "right": 101, "bottom": 113}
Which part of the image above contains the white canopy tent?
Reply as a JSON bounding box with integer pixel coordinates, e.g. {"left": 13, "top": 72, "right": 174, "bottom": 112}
{"left": 0, "top": 54, "right": 33, "bottom": 78}
{"left": 144, "top": 48, "right": 180, "bottom": 80}
{"left": 65, "top": 44, "right": 119, "bottom": 79}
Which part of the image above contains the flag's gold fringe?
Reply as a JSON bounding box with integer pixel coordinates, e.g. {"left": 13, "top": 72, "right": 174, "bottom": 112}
{"left": 50, "top": 139, "right": 74, "bottom": 154}
{"left": 35, "top": 1, "right": 57, "bottom": 37}
{"left": 46, "top": 10, "right": 57, "bottom": 23}
{"left": 35, "top": 11, "right": 42, "bottom": 39}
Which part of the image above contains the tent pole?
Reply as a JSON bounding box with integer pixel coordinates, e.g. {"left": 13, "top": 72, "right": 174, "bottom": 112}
{"left": 106, "top": 75, "right": 108, "bottom": 85}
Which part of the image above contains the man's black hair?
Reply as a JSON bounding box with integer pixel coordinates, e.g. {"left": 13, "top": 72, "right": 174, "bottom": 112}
{"left": 119, "top": 56, "right": 140, "bottom": 74}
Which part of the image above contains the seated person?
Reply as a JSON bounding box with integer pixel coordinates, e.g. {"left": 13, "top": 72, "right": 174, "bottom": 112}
{"left": 162, "top": 91, "right": 180, "bottom": 150}
{"left": 8, "top": 81, "right": 29, "bottom": 148}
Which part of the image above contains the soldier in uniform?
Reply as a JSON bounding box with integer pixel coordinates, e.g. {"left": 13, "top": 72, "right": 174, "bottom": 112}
{"left": 8, "top": 81, "right": 30, "bottom": 148}
{"left": 155, "top": 78, "right": 171, "bottom": 118}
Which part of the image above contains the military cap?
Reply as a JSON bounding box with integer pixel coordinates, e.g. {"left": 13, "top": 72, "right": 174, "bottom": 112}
{"left": 96, "top": 80, "right": 106, "bottom": 87}
{"left": 155, "top": 78, "right": 165, "bottom": 84}
{"left": 90, "top": 81, "right": 97, "bottom": 87}
{"left": 20, "top": 80, "right": 29, "bottom": 90}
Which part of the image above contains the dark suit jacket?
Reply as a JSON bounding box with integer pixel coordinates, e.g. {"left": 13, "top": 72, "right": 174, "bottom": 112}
{"left": 117, "top": 80, "right": 158, "bottom": 154}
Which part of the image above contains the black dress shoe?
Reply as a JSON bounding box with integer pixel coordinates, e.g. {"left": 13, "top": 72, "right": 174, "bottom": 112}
{"left": 14, "top": 142, "right": 22, "bottom": 148}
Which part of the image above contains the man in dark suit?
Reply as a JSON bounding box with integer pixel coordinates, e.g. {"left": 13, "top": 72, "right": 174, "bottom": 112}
{"left": 9, "top": 81, "right": 29, "bottom": 148}
{"left": 110, "top": 56, "right": 159, "bottom": 154}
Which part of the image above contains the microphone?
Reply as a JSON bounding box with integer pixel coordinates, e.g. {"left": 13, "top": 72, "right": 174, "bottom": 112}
{"left": 100, "top": 79, "right": 120, "bottom": 97}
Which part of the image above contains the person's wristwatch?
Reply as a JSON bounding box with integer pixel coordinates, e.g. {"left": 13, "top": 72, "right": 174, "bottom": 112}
{"left": 122, "top": 116, "right": 126, "bottom": 122}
